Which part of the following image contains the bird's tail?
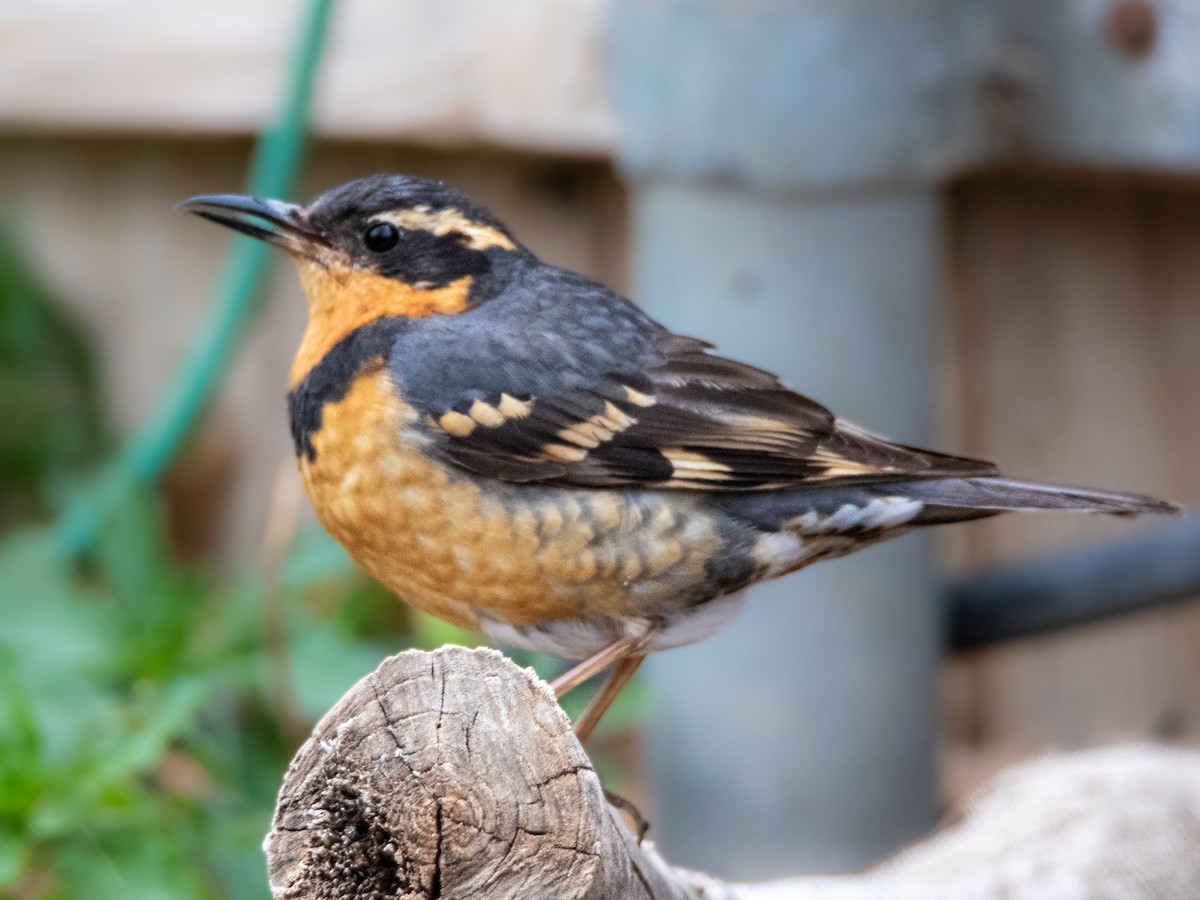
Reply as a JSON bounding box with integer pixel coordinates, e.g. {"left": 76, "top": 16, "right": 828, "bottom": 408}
{"left": 903, "top": 476, "right": 1181, "bottom": 524}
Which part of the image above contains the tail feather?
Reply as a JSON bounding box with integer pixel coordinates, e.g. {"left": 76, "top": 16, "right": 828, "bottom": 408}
{"left": 904, "top": 476, "right": 1182, "bottom": 519}
{"left": 713, "top": 476, "right": 1182, "bottom": 533}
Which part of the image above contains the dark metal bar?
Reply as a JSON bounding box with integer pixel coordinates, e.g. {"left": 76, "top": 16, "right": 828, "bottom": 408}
{"left": 947, "top": 516, "right": 1200, "bottom": 650}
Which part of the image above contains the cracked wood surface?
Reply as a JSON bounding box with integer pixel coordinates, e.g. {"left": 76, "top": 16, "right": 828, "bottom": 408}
{"left": 265, "top": 647, "right": 1200, "bottom": 899}
{"left": 265, "top": 646, "right": 721, "bottom": 899}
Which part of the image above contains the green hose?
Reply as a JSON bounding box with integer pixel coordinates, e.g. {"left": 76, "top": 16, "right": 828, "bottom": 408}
{"left": 55, "top": 0, "right": 336, "bottom": 557}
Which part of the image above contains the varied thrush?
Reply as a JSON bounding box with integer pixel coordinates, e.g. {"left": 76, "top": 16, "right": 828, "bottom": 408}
{"left": 182, "top": 175, "right": 1179, "bottom": 739}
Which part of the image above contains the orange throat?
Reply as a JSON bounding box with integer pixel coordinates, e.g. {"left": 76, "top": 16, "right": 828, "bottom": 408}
{"left": 288, "top": 260, "right": 472, "bottom": 386}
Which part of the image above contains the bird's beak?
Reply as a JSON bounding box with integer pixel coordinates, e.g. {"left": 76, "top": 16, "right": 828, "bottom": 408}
{"left": 177, "top": 193, "right": 328, "bottom": 260}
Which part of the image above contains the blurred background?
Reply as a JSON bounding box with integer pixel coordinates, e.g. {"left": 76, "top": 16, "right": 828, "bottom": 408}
{"left": 1, "top": 0, "right": 1199, "bottom": 897}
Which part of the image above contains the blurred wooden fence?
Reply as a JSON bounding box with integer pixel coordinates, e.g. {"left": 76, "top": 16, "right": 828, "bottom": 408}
{"left": 943, "top": 171, "right": 1200, "bottom": 762}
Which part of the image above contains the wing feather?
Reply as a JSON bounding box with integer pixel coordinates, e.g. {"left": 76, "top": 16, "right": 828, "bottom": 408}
{"left": 421, "top": 330, "right": 997, "bottom": 490}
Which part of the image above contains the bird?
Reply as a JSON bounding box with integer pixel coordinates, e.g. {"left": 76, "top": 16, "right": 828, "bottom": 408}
{"left": 181, "top": 174, "right": 1180, "bottom": 740}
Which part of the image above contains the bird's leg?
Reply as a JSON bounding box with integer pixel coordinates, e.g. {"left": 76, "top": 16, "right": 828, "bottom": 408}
{"left": 572, "top": 653, "right": 645, "bottom": 743}
{"left": 550, "top": 637, "right": 639, "bottom": 697}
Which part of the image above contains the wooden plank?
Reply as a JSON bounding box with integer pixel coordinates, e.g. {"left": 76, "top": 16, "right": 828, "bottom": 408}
{"left": 0, "top": 0, "right": 614, "bottom": 154}
{"left": 942, "top": 171, "right": 1200, "bottom": 747}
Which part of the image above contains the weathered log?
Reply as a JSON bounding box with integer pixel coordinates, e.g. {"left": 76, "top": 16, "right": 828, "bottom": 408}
{"left": 265, "top": 646, "right": 1200, "bottom": 899}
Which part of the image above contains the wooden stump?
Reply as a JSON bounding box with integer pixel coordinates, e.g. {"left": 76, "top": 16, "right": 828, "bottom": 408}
{"left": 265, "top": 646, "right": 1200, "bottom": 899}
{"left": 265, "top": 646, "right": 730, "bottom": 899}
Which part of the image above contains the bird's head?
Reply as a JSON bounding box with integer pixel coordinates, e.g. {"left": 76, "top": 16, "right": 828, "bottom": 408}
{"left": 181, "top": 174, "right": 528, "bottom": 383}
{"left": 180, "top": 173, "right": 524, "bottom": 319}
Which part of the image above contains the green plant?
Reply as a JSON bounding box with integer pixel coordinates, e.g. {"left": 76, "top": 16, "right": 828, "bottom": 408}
{"left": 2, "top": 490, "right": 394, "bottom": 898}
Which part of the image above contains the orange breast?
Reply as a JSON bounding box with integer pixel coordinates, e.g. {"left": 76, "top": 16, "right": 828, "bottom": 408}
{"left": 298, "top": 366, "right": 721, "bottom": 631}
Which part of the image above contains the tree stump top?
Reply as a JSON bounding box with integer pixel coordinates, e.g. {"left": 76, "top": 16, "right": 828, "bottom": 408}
{"left": 265, "top": 646, "right": 705, "bottom": 899}
{"left": 265, "top": 645, "right": 1200, "bottom": 899}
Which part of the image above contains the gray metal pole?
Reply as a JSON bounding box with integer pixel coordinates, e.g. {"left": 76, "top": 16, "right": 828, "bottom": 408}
{"left": 633, "top": 183, "right": 942, "bottom": 877}
{"left": 609, "top": 0, "right": 982, "bottom": 877}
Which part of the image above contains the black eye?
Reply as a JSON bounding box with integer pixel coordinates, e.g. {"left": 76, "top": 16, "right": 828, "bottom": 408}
{"left": 363, "top": 222, "right": 399, "bottom": 252}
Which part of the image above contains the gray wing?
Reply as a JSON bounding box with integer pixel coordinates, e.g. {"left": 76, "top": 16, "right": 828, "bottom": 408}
{"left": 390, "top": 266, "right": 998, "bottom": 489}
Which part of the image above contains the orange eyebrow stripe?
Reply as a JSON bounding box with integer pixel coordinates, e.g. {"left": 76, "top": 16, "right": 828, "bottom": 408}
{"left": 373, "top": 207, "right": 517, "bottom": 252}
{"left": 289, "top": 261, "right": 472, "bottom": 386}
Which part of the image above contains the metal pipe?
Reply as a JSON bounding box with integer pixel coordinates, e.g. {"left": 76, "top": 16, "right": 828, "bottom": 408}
{"left": 609, "top": 0, "right": 977, "bottom": 875}
{"left": 630, "top": 183, "right": 944, "bottom": 876}
{"left": 948, "top": 518, "right": 1200, "bottom": 650}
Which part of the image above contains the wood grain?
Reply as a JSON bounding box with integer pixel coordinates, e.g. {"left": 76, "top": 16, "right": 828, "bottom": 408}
{"left": 265, "top": 645, "right": 724, "bottom": 899}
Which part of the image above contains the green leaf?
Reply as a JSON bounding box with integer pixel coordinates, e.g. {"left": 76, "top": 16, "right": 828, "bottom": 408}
{"left": 80, "top": 677, "right": 211, "bottom": 797}
{"left": 0, "top": 826, "right": 28, "bottom": 887}
{"left": 287, "top": 606, "right": 391, "bottom": 722}
{"left": 281, "top": 521, "right": 356, "bottom": 590}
